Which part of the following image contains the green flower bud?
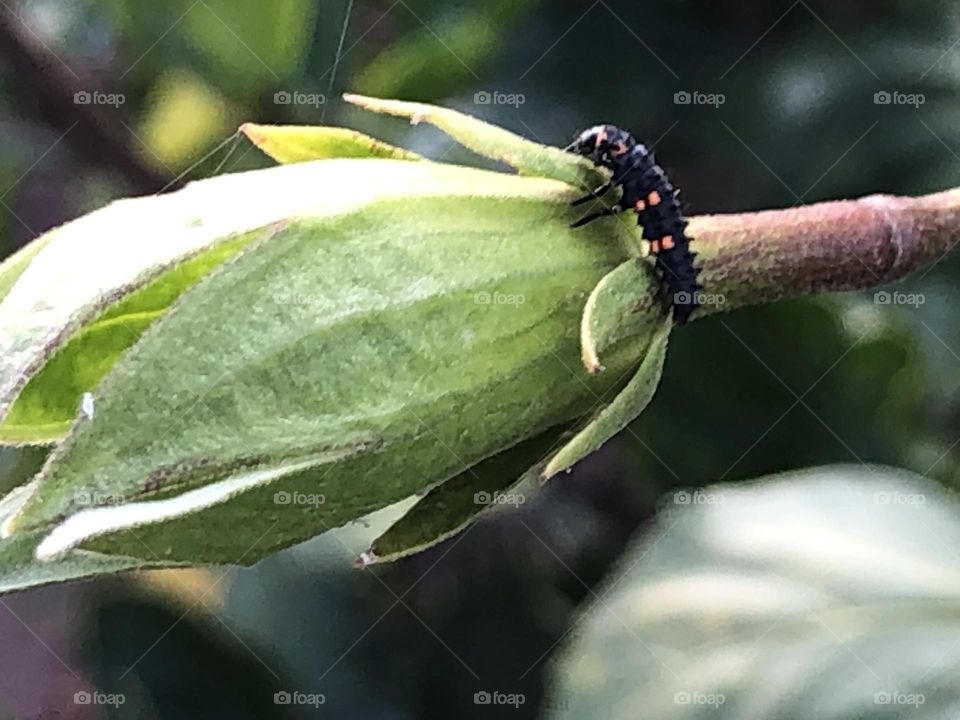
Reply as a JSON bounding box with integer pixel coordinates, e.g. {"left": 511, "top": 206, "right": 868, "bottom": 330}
{"left": 0, "top": 97, "right": 667, "bottom": 591}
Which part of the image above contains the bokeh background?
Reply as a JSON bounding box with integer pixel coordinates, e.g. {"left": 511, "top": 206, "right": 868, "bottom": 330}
{"left": 0, "top": 0, "right": 958, "bottom": 718}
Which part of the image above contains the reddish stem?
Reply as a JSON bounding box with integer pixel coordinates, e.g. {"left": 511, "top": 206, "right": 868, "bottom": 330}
{"left": 691, "top": 189, "right": 960, "bottom": 316}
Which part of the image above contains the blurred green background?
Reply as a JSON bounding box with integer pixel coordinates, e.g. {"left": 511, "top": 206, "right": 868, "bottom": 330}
{"left": 1, "top": 0, "right": 959, "bottom": 717}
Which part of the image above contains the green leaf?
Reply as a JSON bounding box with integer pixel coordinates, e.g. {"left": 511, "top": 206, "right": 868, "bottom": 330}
{"left": 580, "top": 257, "right": 662, "bottom": 373}
{"left": 549, "top": 466, "right": 960, "bottom": 720}
{"left": 362, "top": 426, "right": 566, "bottom": 565}
{"left": 241, "top": 124, "right": 423, "bottom": 164}
{"left": 344, "top": 93, "right": 604, "bottom": 188}
{"left": 543, "top": 318, "right": 671, "bottom": 480}
{"left": 5, "top": 160, "right": 657, "bottom": 565}
{"left": 0, "top": 234, "right": 253, "bottom": 445}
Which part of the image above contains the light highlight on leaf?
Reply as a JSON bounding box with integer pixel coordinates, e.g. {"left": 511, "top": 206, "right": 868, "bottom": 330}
{"left": 0, "top": 234, "right": 53, "bottom": 306}
{"left": 35, "top": 446, "right": 366, "bottom": 561}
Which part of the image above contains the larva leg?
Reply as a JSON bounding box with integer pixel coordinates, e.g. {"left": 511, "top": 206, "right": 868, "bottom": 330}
{"left": 571, "top": 204, "right": 623, "bottom": 228}
{"left": 570, "top": 181, "right": 614, "bottom": 206}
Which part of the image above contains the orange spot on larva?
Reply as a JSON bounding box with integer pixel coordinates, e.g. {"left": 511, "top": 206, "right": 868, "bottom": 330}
{"left": 634, "top": 199, "right": 646, "bottom": 211}
{"left": 647, "top": 190, "right": 662, "bottom": 206}
{"left": 661, "top": 235, "right": 675, "bottom": 250}
{"left": 649, "top": 240, "right": 660, "bottom": 254}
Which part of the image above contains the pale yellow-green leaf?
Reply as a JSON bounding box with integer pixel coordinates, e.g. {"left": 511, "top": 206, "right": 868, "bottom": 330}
{"left": 241, "top": 123, "right": 422, "bottom": 163}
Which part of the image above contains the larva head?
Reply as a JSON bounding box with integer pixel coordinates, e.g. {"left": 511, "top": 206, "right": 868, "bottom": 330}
{"left": 565, "top": 124, "right": 629, "bottom": 169}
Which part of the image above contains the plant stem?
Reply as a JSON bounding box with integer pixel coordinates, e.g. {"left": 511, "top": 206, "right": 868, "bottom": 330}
{"left": 691, "top": 189, "right": 960, "bottom": 317}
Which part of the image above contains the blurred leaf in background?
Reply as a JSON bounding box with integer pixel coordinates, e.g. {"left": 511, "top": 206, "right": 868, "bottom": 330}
{"left": 548, "top": 466, "right": 960, "bottom": 719}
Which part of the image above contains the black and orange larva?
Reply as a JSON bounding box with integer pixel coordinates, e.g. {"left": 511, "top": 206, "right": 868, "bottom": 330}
{"left": 566, "top": 124, "right": 702, "bottom": 324}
